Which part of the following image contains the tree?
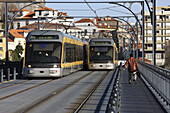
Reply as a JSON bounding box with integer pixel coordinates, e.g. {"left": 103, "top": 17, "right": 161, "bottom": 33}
{"left": 12, "top": 43, "right": 24, "bottom": 61}
{"left": 0, "top": 3, "right": 18, "bottom": 29}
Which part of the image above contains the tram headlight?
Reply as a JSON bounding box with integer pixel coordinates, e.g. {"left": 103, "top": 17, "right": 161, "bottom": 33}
{"left": 28, "top": 65, "right": 31, "bottom": 68}
{"left": 53, "top": 65, "right": 57, "bottom": 68}
{"left": 53, "top": 65, "right": 60, "bottom": 68}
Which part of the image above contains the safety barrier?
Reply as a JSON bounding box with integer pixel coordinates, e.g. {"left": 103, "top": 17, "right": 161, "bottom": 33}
{"left": 138, "top": 60, "right": 170, "bottom": 112}
{"left": 107, "top": 62, "right": 122, "bottom": 113}
{"left": 0, "top": 61, "right": 22, "bottom": 83}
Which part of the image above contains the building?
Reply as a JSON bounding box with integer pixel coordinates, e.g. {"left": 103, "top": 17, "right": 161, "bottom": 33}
{"left": 9, "top": 6, "right": 74, "bottom": 30}
{"left": 74, "top": 16, "right": 120, "bottom": 40}
{"left": 0, "top": 29, "right": 29, "bottom": 60}
{"left": 144, "top": 6, "right": 170, "bottom": 66}
{"left": 19, "top": 22, "right": 81, "bottom": 38}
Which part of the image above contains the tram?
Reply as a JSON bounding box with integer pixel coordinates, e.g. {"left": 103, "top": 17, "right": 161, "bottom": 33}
{"left": 88, "top": 38, "right": 118, "bottom": 70}
{"left": 23, "top": 30, "right": 85, "bottom": 77}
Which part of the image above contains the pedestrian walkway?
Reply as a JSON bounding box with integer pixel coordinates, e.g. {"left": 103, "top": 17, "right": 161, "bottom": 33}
{"left": 120, "top": 69, "right": 166, "bottom": 113}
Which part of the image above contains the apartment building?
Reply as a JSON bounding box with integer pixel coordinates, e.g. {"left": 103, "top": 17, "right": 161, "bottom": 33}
{"left": 144, "top": 6, "right": 170, "bottom": 66}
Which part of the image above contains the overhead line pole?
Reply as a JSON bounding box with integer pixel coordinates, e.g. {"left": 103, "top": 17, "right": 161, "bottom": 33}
{"left": 5, "top": 2, "right": 8, "bottom": 62}
{"left": 152, "top": 0, "right": 156, "bottom": 65}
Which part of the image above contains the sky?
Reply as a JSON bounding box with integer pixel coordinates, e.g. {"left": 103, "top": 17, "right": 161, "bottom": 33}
{"left": 45, "top": 0, "right": 170, "bottom": 23}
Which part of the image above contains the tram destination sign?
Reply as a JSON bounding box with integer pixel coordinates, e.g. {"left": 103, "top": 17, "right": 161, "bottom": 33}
{"left": 92, "top": 41, "right": 111, "bottom": 45}
{"left": 30, "top": 35, "right": 59, "bottom": 40}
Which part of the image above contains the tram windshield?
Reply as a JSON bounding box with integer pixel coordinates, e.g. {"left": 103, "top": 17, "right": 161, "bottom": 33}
{"left": 90, "top": 46, "right": 113, "bottom": 63}
{"left": 26, "top": 42, "right": 61, "bottom": 63}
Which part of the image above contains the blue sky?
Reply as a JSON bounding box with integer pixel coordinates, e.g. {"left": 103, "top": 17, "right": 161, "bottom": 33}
{"left": 45, "top": 0, "right": 170, "bottom": 22}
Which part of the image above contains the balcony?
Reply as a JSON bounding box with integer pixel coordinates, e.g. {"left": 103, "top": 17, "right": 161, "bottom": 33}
{"left": 145, "top": 40, "right": 152, "bottom": 44}
{"left": 145, "top": 47, "right": 153, "bottom": 51}
{"left": 156, "top": 40, "right": 164, "bottom": 44}
{"left": 156, "top": 48, "right": 165, "bottom": 51}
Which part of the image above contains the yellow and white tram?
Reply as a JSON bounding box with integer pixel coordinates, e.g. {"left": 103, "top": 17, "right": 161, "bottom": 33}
{"left": 88, "top": 38, "right": 118, "bottom": 70}
{"left": 23, "top": 30, "right": 85, "bottom": 77}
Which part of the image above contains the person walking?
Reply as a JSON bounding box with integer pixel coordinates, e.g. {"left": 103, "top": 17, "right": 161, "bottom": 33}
{"left": 123, "top": 53, "right": 139, "bottom": 84}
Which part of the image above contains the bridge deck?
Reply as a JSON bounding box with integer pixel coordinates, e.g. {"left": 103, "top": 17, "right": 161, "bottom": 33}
{"left": 120, "top": 69, "right": 166, "bottom": 113}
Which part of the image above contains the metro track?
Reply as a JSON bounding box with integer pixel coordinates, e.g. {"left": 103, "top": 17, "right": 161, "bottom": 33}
{"left": 73, "top": 71, "right": 110, "bottom": 113}
{"left": 17, "top": 71, "right": 94, "bottom": 113}
{"left": 0, "top": 79, "right": 53, "bottom": 101}
{"left": 0, "top": 70, "right": 114, "bottom": 113}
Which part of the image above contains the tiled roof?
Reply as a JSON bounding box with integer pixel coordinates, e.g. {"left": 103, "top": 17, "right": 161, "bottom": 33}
{"left": 75, "top": 19, "right": 94, "bottom": 23}
{"left": 22, "top": 12, "right": 35, "bottom": 19}
{"left": 16, "top": 29, "right": 30, "bottom": 33}
{"left": 20, "top": 22, "right": 81, "bottom": 30}
{"left": 9, "top": 8, "right": 30, "bottom": 12}
{"left": 8, "top": 38, "right": 14, "bottom": 42}
{"left": 9, "top": 29, "right": 25, "bottom": 38}
{"left": 35, "top": 7, "right": 57, "bottom": 11}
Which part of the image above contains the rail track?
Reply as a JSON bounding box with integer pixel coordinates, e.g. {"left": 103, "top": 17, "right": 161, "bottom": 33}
{"left": 72, "top": 71, "right": 110, "bottom": 113}
{"left": 17, "top": 71, "right": 94, "bottom": 113}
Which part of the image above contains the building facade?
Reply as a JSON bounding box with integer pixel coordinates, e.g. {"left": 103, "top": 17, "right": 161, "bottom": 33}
{"left": 144, "top": 6, "right": 170, "bottom": 66}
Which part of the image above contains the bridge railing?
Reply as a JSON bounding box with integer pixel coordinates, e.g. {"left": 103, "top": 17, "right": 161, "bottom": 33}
{"left": 0, "top": 61, "right": 23, "bottom": 82}
{"left": 138, "top": 60, "right": 170, "bottom": 110}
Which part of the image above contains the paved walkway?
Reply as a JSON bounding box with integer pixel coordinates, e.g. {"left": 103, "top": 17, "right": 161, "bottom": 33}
{"left": 120, "top": 69, "right": 166, "bottom": 113}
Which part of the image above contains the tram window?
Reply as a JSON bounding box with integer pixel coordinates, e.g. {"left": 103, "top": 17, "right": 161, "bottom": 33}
{"left": 72, "top": 45, "right": 76, "bottom": 62}
{"left": 33, "top": 43, "right": 53, "bottom": 51}
{"left": 65, "top": 43, "right": 72, "bottom": 62}
{"left": 90, "top": 46, "right": 113, "bottom": 63}
{"left": 26, "top": 42, "right": 61, "bottom": 63}
{"left": 77, "top": 46, "right": 83, "bottom": 61}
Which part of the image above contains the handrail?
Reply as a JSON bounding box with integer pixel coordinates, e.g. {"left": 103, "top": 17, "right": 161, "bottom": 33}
{"left": 138, "top": 60, "right": 170, "bottom": 111}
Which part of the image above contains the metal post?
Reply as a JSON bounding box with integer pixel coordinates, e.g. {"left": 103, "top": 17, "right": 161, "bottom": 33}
{"left": 0, "top": 69, "right": 3, "bottom": 83}
{"left": 5, "top": 2, "right": 8, "bottom": 62}
{"left": 133, "top": 37, "right": 135, "bottom": 58}
{"left": 38, "top": 17, "right": 40, "bottom": 30}
{"left": 7, "top": 68, "right": 10, "bottom": 81}
{"left": 142, "top": 1, "right": 145, "bottom": 62}
{"left": 152, "top": 0, "right": 156, "bottom": 65}
{"left": 136, "top": 22, "right": 139, "bottom": 59}
{"left": 13, "top": 67, "right": 16, "bottom": 80}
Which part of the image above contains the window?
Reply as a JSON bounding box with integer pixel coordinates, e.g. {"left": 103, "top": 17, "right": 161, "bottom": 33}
{"left": 26, "top": 20, "right": 29, "bottom": 25}
{"left": 156, "top": 31, "right": 159, "bottom": 33}
{"left": 93, "top": 29, "right": 96, "bottom": 34}
{"left": 26, "top": 42, "right": 61, "bottom": 63}
{"left": 0, "top": 39, "right": 2, "bottom": 43}
{"left": 0, "top": 47, "right": 3, "bottom": 51}
{"left": 160, "top": 15, "right": 163, "bottom": 19}
{"left": 77, "top": 45, "right": 83, "bottom": 61}
{"left": 84, "top": 29, "right": 87, "bottom": 35}
{"left": 39, "top": 11, "right": 42, "bottom": 15}
{"left": 156, "top": 53, "right": 162, "bottom": 59}
{"left": 17, "top": 22, "right": 20, "bottom": 29}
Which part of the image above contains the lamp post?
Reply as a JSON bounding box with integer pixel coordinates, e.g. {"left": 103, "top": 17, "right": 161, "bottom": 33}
{"left": 144, "top": 0, "right": 156, "bottom": 65}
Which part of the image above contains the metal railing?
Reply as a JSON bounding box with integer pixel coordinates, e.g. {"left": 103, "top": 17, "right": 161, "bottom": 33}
{"left": 0, "top": 61, "right": 23, "bottom": 83}
{"left": 107, "top": 62, "right": 122, "bottom": 113}
{"left": 138, "top": 60, "right": 170, "bottom": 111}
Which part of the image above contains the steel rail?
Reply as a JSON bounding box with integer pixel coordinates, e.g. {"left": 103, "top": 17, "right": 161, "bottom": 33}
{"left": 0, "top": 80, "right": 53, "bottom": 101}
{"left": 17, "top": 71, "right": 94, "bottom": 113}
{"left": 0, "top": 80, "right": 30, "bottom": 90}
{"left": 73, "top": 71, "right": 110, "bottom": 113}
